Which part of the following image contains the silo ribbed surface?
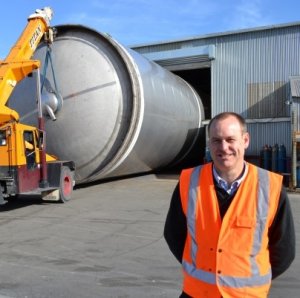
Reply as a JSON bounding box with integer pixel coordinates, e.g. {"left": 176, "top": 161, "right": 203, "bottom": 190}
{"left": 10, "top": 25, "right": 204, "bottom": 184}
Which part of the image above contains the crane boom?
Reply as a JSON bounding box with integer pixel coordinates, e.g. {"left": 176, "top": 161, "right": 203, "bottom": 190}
{"left": 0, "top": 7, "right": 75, "bottom": 205}
{"left": 0, "top": 7, "right": 54, "bottom": 122}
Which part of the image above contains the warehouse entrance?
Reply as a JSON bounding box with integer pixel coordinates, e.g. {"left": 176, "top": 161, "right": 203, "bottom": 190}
{"left": 168, "top": 67, "right": 212, "bottom": 168}
{"left": 173, "top": 67, "right": 211, "bottom": 120}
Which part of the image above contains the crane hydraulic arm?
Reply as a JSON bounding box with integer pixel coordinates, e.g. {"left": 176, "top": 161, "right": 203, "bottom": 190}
{"left": 0, "top": 7, "right": 54, "bottom": 123}
{"left": 0, "top": 7, "right": 75, "bottom": 205}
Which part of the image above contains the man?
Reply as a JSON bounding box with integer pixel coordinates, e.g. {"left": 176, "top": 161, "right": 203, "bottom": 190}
{"left": 164, "top": 112, "right": 295, "bottom": 298}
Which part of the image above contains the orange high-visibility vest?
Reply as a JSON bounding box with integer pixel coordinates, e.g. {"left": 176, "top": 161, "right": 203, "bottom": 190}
{"left": 179, "top": 162, "right": 282, "bottom": 298}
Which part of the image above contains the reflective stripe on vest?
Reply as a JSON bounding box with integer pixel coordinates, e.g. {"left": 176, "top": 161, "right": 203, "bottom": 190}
{"left": 182, "top": 165, "right": 272, "bottom": 288}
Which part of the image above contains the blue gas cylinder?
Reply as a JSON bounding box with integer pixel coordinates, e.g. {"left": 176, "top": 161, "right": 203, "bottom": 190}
{"left": 271, "top": 144, "right": 279, "bottom": 172}
{"left": 260, "top": 146, "right": 264, "bottom": 168}
{"left": 297, "top": 166, "right": 300, "bottom": 187}
{"left": 262, "top": 145, "right": 272, "bottom": 170}
{"left": 204, "top": 146, "right": 212, "bottom": 163}
{"left": 278, "top": 144, "right": 287, "bottom": 173}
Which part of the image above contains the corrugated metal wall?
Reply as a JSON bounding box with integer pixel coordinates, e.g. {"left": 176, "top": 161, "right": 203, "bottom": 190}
{"left": 247, "top": 121, "right": 291, "bottom": 156}
{"left": 211, "top": 26, "right": 300, "bottom": 117}
{"left": 210, "top": 26, "right": 300, "bottom": 155}
{"left": 133, "top": 24, "right": 300, "bottom": 157}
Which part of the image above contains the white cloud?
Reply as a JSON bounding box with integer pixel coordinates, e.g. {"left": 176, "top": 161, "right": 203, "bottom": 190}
{"left": 49, "top": 0, "right": 287, "bottom": 45}
{"left": 65, "top": 0, "right": 222, "bottom": 44}
{"left": 226, "top": 0, "right": 272, "bottom": 29}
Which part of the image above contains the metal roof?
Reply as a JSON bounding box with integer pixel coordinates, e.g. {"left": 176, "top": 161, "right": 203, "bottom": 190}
{"left": 141, "top": 45, "right": 215, "bottom": 70}
{"left": 131, "top": 21, "right": 300, "bottom": 49}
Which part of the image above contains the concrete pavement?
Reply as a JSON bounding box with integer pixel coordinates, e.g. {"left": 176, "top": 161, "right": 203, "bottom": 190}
{"left": 0, "top": 173, "right": 298, "bottom": 297}
{"left": 269, "top": 191, "right": 300, "bottom": 298}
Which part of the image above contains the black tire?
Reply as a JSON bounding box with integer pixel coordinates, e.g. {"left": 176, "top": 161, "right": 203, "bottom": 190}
{"left": 59, "top": 166, "right": 74, "bottom": 203}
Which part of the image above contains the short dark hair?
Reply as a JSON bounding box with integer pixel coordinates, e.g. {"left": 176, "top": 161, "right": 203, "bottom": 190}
{"left": 208, "top": 112, "right": 247, "bottom": 136}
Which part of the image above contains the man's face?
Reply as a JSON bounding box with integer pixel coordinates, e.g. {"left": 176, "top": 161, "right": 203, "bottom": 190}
{"left": 208, "top": 116, "right": 249, "bottom": 173}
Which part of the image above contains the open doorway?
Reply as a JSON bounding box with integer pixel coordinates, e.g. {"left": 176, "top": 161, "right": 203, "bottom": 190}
{"left": 167, "top": 67, "right": 212, "bottom": 168}
{"left": 173, "top": 67, "right": 211, "bottom": 120}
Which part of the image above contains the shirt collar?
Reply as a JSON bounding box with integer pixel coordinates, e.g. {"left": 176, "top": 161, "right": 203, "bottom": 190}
{"left": 213, "top": 162, "right": 248, "bottom": 195}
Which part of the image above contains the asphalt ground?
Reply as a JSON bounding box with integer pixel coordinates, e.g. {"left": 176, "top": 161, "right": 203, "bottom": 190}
{"left": 0, "top": 173, "right": 299, "bottom": 298}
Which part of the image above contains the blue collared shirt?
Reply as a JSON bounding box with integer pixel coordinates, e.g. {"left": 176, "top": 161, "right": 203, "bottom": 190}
{"left": 213, "top": 163, "right": 248, "bottom": 195}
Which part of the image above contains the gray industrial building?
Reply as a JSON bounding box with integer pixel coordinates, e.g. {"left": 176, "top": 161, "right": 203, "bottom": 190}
{"left": 9, "top": 22, "right": 300, "bottom": 187}
{"left": 132, "top": 21, "right": 300, "bottom": 187}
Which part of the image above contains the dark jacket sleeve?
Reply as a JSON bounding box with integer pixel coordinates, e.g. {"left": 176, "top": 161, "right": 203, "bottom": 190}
{"left": 164, "top": 183, "right": 187, "bottom": 263}
{"left": 268, "top": 187, "right": 296, "bottom": 279}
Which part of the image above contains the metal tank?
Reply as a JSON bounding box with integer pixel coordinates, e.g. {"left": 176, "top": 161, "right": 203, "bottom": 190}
{"left": 9, "top": 25, "right": 204, "bottom": 184}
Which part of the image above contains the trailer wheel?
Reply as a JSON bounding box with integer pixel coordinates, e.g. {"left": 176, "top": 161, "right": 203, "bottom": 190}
{"left": 59, "top": 166, "right": 74, "bottom": 203}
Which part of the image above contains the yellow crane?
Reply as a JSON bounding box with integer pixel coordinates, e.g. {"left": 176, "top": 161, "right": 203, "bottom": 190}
{"left": 0, "top": 7, "right": 75, "bottom": 204}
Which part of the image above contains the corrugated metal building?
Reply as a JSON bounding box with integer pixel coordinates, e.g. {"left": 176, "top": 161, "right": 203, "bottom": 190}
{"left": 131, "top": 22, "right": 300, "bottom": 184}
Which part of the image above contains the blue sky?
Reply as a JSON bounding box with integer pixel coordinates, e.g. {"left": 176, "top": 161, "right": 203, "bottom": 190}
{"left": 0, "top": 0, "right": 300, "bottom": 58}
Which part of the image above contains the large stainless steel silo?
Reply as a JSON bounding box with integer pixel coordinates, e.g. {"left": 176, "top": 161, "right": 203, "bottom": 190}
{"left": 9, "top": 25, "right": 204, "bottom": 184}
